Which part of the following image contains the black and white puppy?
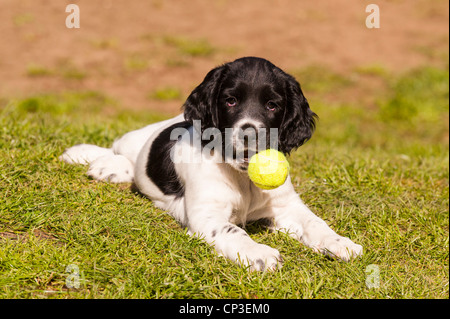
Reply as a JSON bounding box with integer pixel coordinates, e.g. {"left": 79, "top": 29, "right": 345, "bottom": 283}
{"left": 60, "top": 57, "right": 362, "bottom": 271}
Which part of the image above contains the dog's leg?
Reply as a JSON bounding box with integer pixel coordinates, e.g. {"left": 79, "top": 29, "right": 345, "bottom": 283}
{"left": 185, "top": 193, "right": 282, "bottom": 271}
{"left": 59, "top": 144, "right": 114, "bottom": 165}
{"left": 271, "top": 182, "right": 363, "bottom": 261}
{"left": 60, "top": 144, "right": 134, "bottom": 183}
{"left": 60, "top": 114, "right": 185, "bottom": 183}
{"left": 190, "top": 217, "right": 283, "bottom": 271}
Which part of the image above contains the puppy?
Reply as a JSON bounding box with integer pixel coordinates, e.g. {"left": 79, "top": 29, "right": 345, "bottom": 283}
{"left": 60, "top": 57, "right": 362, "bottom": 271}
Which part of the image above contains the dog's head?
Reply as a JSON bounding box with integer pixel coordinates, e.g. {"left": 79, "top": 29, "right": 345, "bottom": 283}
{"left": 184, "top": 57, "right": 317, "bottom": 171}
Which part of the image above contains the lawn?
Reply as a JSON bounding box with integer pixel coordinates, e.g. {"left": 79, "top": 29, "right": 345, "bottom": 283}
{"left": 0, "top": 65, "right": 448, "bottom": 299}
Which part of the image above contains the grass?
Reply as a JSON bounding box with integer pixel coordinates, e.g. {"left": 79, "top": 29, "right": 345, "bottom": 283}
{"left": 26, "top": 64, "right": 54, "bottom": 77}
{"left": 89, "top": 38, "right": 120, "bottom": 50}
{"left": 0, "top": 64, "right": 448, "bottom": 299}
{"left": 161, "top": 35, "right": 216, "bottom": 57}
{"left": 138, "top": 33, "right": 234, "bottom": 69}
{"left": 149, "top": 87, "right": 183, "bottom": 101}
{"left": 124, "top": 55, "right": 150, "bottom": 71}
{"left": 13, "top": 13, "right": 34, "bottom": 27}
{"left": 26, "top": 60, "right": 87, "bottom": 80}
{"left": 290, "top": 65, "right": 354, "bottom": 94}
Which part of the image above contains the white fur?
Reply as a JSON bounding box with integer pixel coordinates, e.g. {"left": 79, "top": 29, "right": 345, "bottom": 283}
{"left": 59, "top": 144, "right": 114, "bottom": 165}
{"left": 60, "top": 114, "right": 362, "bottom": 271}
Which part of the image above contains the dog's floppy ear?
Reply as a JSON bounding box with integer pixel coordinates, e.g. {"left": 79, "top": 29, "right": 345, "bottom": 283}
{"left": 279, "top": 74, "right": 317, "bottom": 154}
{"left": 183, "top": 64, "right": 228, "bottom": 130}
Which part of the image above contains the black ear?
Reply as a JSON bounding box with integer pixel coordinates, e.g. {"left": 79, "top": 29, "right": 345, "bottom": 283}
{"left": 279, "top": 74, "right": 317, "bottom": 154}
{"left": 183, "top": 64, "right": 228, "bottom": 130}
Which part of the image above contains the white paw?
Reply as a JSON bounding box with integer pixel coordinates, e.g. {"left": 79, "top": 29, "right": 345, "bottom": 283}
{"left": 316, "top": 235, "right": 363, "bottom": 261}
{"left": 60, "top": 144, "right": 114, "bottom": 165}
{"left": 236, "top": 243, "right": 283, "bottom": 271}
{"left": 87, "top": 155, "right": 134, "bottom": 183}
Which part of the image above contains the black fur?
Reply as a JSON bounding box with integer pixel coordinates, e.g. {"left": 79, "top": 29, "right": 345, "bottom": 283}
{"left": 278, "top": 72, "right": 317, "bottom": 154}
{"left": 183, "top": 64, "right": 227, "bottom": 132}
{"left": 146, "top": 121, "right": 192, "bottom": 198}
{"left": 183, "top": 57, "right": 317, "bottom": 155}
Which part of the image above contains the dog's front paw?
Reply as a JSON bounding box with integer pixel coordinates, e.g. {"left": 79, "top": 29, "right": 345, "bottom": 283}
{"left": 87, "top": 155, "right": 134, "bottom": 183}
{"left": 315, "top": 235, "right": 363, "bottom": 262}
{"left": 236, "top": 243, "right": 283, "bottom": 271}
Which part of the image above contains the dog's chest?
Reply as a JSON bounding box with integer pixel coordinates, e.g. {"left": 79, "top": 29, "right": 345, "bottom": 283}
{"left": 228, "top": 180, "right": 271, "bottom": 225}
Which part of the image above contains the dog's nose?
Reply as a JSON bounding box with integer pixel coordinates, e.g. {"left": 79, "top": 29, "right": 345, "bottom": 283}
{"left": 239, "top": 123, "right": 258, "bottom": 143}
{"left": 238, "top": 123, "right": 258, "bottom": 152}
{"left": 240, "top": 123, "right": 257, "bottom": 132}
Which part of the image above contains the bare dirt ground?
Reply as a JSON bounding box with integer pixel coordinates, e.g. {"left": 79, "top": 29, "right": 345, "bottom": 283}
{"left": 0, "top": 0, "right": 448, "bottom": 114}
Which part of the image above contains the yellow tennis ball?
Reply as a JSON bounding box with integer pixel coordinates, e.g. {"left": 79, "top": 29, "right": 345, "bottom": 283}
{"left": 248, "top": 149, "right": 290, "bottom": 190}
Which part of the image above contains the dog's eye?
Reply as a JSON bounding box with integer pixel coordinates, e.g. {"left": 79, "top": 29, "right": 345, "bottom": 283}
{"left": 226, "top": 97, "right": 237, "bottom": 107}
{"left": 266, "top": 101, "right": 277, "bottom": 111}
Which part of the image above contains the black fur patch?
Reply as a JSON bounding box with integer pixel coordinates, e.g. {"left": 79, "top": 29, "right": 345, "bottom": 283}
{"left": 146, "top": 121, "right": 191, "bottom": 198}
{"left": 255, "top": 259, "right": 265, "bottom": 271}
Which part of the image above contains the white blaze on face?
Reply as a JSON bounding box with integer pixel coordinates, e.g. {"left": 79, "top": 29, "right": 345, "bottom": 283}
{"left": 231, "top": 118, "right": 264, "bottom": 158}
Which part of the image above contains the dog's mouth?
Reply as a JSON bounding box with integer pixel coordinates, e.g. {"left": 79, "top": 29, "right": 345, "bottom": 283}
{"left": 226, "top": 142, "right": 257, "bottom": 172}
{"left": 235, "top": 150, "right": 251, "bottom": 171}
{"left": 236, "top": 160, "right": 249, "bottom": 171}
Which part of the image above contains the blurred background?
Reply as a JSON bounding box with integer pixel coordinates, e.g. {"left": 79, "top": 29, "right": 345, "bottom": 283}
{"left": 0, "top": 0, "right": 448, "bottom": 298}
{"left": 0, "top": 0, "right": 448, "bottom": 114}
